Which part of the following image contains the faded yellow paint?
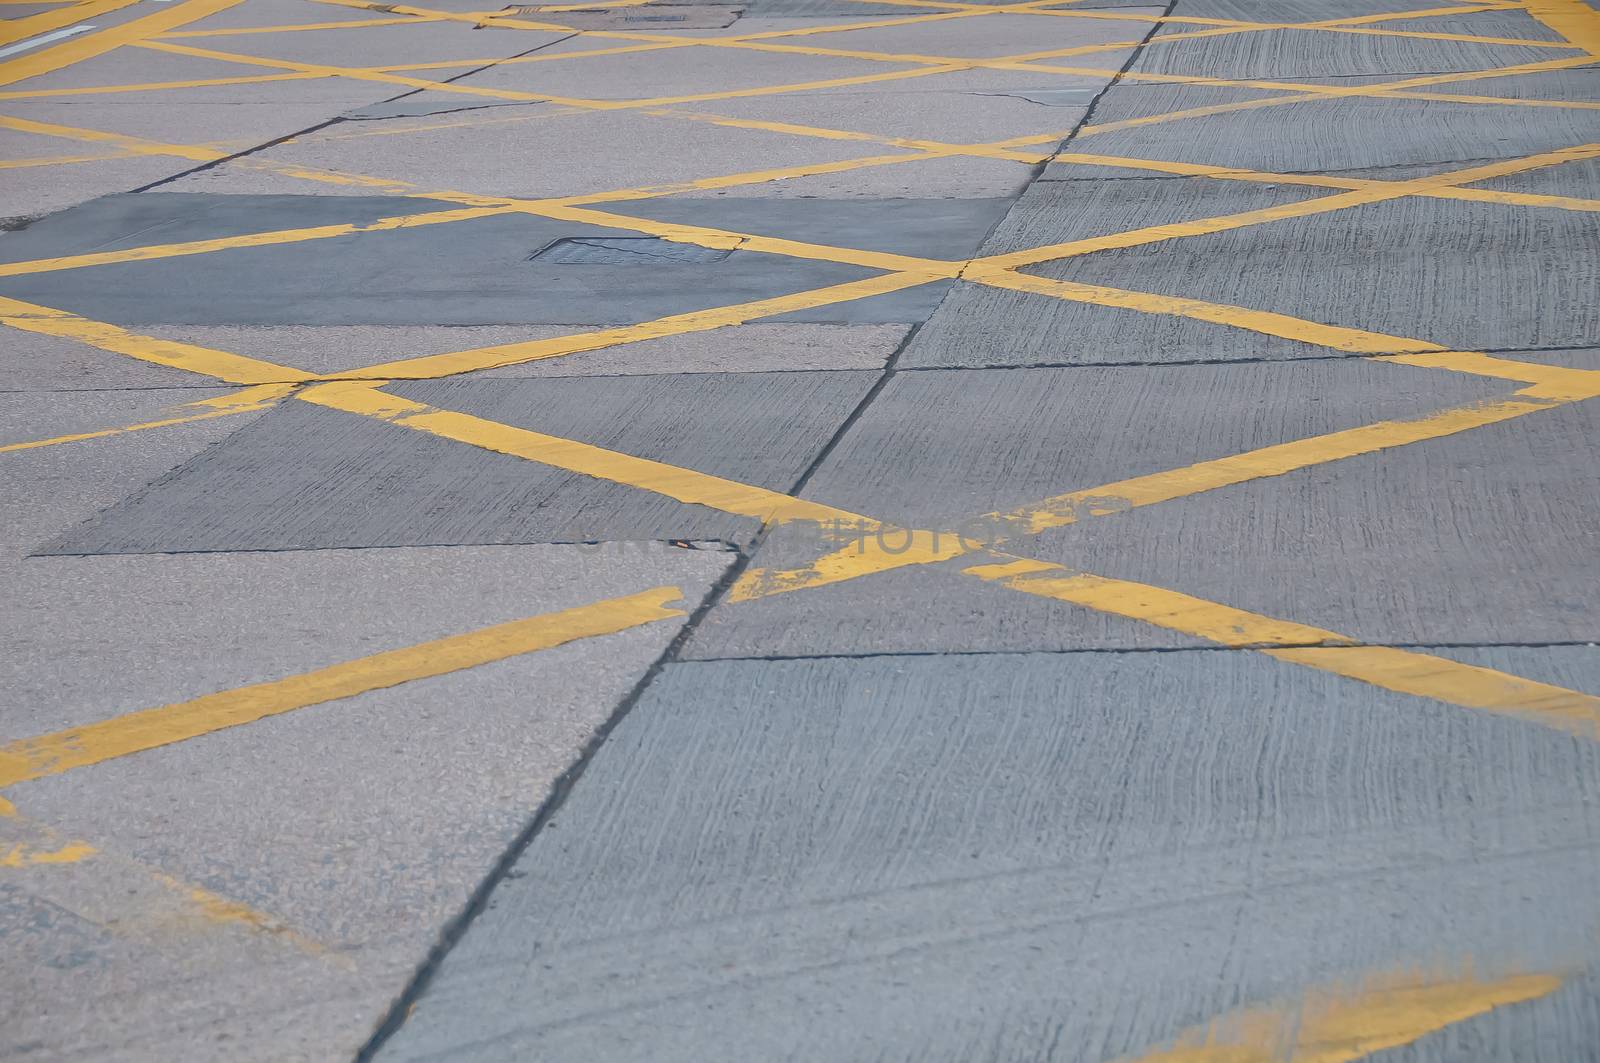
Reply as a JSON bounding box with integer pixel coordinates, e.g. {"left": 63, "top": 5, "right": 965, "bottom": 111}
{"left": 1120, "top": 969, "right": 1563, "bottom": 1063}
{"left": 0, "top": 0, "right": 243, "bottom": 88}
{"left": 0, "top": 385, "right": 294, "bottom": 455}
{"left": 0, "top": 295, "right": 312, "bottom": 384}
{"left": 0, "top": 841, "right": 96, "bottom": 867}
{"left": 1523, "top": 0, "right": 1600, "bottom": 55}
{"left": 0, "top": 113, "right": 226, "bottom": 162}
{"left": 0, "top": 0, "right": 142, "bottom": 48}
{"left": 336, "top": 272, "right": 942, "bottom": 379}
{"left": 967, "top": 560, "right": 1600, "bottom": 738}
{"left": 0, "top": 586, "right": 689, "bottom": 789}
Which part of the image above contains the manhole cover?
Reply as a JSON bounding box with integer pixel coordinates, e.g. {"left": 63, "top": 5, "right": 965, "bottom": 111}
{"left": 530, "top": 237, "right": 737, "bottom": 265}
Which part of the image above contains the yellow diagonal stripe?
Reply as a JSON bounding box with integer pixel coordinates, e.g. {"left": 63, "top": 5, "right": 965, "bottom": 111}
{"left": 0, "top": 586, "right": 690, "bottom": 789}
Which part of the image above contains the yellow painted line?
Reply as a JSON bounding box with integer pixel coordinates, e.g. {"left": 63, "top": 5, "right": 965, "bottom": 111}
{"left": 0, "top": 384, "right": 292, "bottom": 455}
{"left": 0, "top": 204, "right": 516, "bottom": 278}
{"left": 0, "top": 0, "right": 242, "bottom": 88}
{"left": 1523, "top": 0, "right": 1600, "bottom": 54}
{"left": 301, "top": 381, "right": 864, "bottom": 523}
{"left": 0, "top": 295, "right": 312, "bottom": 384}
{"left": 0, "top": 0, "right": 140, "bottom": 48}
{"left": 0, "top": 586, "right": 689, "bottom": 790}
{"left": 1119, "top": 969, "right": 1563, "bottom": 1063}
{"left": 158, "top": 14, "right": 447, "bottom": 37}
{"left": 968, "top": 559, "right": 1600, "bottom": 737}
{"left": 731, "top": 381, "right": 1598, "bottom": 600}
{"left": 969, "top": 142, "right": 1600, "bottom": 272}
{"left": 139, "top": 37, "right": 981, "bottom": 113}
{"left": 0, "top": 111, "right": 226, "bottom": 160}
{"left": 337, "top": 272, "right": 943, "bottom": 379}
{"left": 0, "top": 840, "right": 95, "bottom": 866}
{"left": 297, "top": 378, "right": 1600, "bottom": 727}
{"left": 0, "top": 148, "right": 130, "bottom": 168}
{"left": 0, "top": 70, "right": 328, "bottom": 99}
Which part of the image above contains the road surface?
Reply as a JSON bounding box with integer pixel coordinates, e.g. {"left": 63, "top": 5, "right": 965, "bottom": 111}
{"left": 2, "top": 0, "right": 1599, "bottom": 1058}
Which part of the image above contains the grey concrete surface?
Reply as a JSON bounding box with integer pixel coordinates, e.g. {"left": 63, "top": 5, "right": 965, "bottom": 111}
{"left": 681, "top": 359, "right": 1507, "bottom": 658}
{"left": 379, "top": 651, "right": 1600, "bottom": 1061}
{"left": 6, "top": 0, "right": 1600, "bottom": 1057}
{"left": 44, "top": 371, "right": 876, "bottom": 554}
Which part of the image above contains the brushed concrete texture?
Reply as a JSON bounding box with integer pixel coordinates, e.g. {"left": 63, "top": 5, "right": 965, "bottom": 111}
{"left": 680, "top": 359, "right": 1505, "bottom": 658}
{"left": 1030, "top": 386, "right": 1600, "bottom": 645}
{"left": 1067, "top": 87, "right": 1600, "bottom": 173}
{"left": 1132, "top": 22, "right": 1563, "bottom": 78}
{"left": 378, "top": 651, "right": 1600, "bottom": 1062}
{"left": 2, "top": 548, "right": 728, "bottom": 1061}
{"left": 150, "top": 322, "right": 909, "bottom": 375}
{"left": 43, "top": 371, "right": 875, "bottom": 554}
{"left": 1470, "top": 155, "right": 1600, "bottom": 198}
{"left": 0, "top": 194, "right": 1012, "bottom": 325}
{"left": 1027, "top": 192, "right": 1600, "bottom": 355}
{"left": 0, "top": 328, "right": 205, "bottom": 391}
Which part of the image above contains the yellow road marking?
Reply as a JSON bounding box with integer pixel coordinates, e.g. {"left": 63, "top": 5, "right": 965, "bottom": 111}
{"left": 0, "top": 295, "right": 311, "bottom": 384}
{"left": 1523, "top": 0, "right": 1600, "bottom": 54}
{"left": 1118, "top": 969, "right": 1563, "bottom": 1063}
{"left": 291, "top": 377, "right": 1600, "bottom": 728}
{"left": 0, "top": 586, "right": 689, "bottom": 790}
{"left": 0, "top": 0, "right": 242, "bottom": 88}
{"left": 0, "top": 204, "right": 516, "bottom": 278}
{"left": 0, "top": 840, "right": 95, "bottom": 866}
{"left": 0, "top": 0, "right": 140, "bottom": 48}
{"left": 967, "top": 143, "right": 1600, "bottom": 271}
{"left": 158, "top": 14, "right": 450, "bottom": 37}
{"left": 0, "top": 112, "right": 226, "bottom": 160}
{"left": 0, "top": 70, "right": 329, "bottom": 99}
{"left": 337, "top": 273, "right": 942, "bottom": 379}
{"left": 968, "top": 559, "right": 1600, "bottom": 737}
{"left": 0, "top": 384, "right": 293, "bottom": 455}
{"left": 732, "top": 382, "right": 1598, "bottom": 599}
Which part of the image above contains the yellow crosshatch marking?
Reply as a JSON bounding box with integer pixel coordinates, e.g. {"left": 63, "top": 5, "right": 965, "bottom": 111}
{"left": 2, "top": 0, "right": 1598, "bottom": 1053}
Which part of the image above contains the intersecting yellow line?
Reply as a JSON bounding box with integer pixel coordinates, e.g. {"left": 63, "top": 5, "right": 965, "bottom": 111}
{"left": 0, "top": 0, "right": 140, "bottom": 49}
{"left": 0, "top": 0, "right": 242, "bottom": 88}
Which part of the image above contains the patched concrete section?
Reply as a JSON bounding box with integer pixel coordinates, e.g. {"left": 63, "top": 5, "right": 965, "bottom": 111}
{"left": 682, "top": 360, "right": 1504, "bottom": 657}
{"left": 1029, "top": 193, "right": 1600, "bottom": 355}
{"left": 43, "top": 372, "right": 875, "bottom": 555}
{"left": 1030, "top": 390, "right": 1600, "bottom": 645}
{"left": 0, "top": 195, "right": 1013, "bottom": 326}
{"left": 379, "top": 651, "right": 1600, "bottom": 1062}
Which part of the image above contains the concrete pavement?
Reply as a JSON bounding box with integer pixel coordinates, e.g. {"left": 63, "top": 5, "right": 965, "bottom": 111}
{"left": 2, "top": 0, "right": 1599, "bottom": 1058}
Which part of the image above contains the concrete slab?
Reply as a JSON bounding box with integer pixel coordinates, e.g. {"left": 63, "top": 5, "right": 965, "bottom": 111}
{"left": 681, "top": 359, "right": 1505, "bottom": 658}
{"left": 152, "top": 322, "right": 909, "bottom": 376}
{"left": 1470, "top": 155, "right": 1600, "bottom": 198}
{"left": 0, "top": 193, "right": 1012, "bottom": 326}
{"left": 1028, "top": 386, "right": 1600, "bottom": 645}
{"left": 377, "top": 650, "right": 1600, "bottom": 1062}
{"left": 1027, "top": 192, "right": 1600, "bottom": 354}
{"left": 43, "top": 371, "right": 876, "bottom": 554}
